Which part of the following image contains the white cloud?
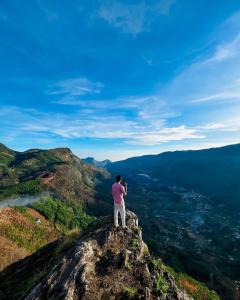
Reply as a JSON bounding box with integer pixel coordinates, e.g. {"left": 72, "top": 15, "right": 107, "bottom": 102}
{"left": 194, "top": 116, "right": 240, "bottom": 134}
{"left": 0, "top": 105, "right": 205, "bottom": 146}
{"left": 1, "top": 106, "right": 239, "bottom": 160}
{"left": 191, "top": 90, "right": 240, "bottom": 103}
{"left": 52, "top": 93, "right": 177, "bottom": 121}
{"left": 196, "top": 123, "right": 226, "bottom": 130}
{"left": 49, "top": 78, "right": 103, "bottom": 98}
{"left": 206, "top": 33, "right": 240, "bottom": 63}
{"left": 126, "top": 125, "right": 205, "bottom": 146}
{"left": 51, "top": 92, "right": 182, "bottom": 144}
{"left": 98, "top": 0, "right": 176, "bottom": 34}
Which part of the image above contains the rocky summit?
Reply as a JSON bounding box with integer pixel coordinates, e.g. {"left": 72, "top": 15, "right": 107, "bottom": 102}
{"left": 24, "top": 211, "right": 193, "bottom": 300}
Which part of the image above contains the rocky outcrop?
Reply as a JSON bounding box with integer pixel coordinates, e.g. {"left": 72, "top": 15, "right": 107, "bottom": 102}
{"left": 25, "top": 211, "right": 193, "bottom": 300}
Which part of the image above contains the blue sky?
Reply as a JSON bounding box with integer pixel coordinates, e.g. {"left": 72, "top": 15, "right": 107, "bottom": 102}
{"left": 0, "top": 0, "right": 240, "bottom": 160}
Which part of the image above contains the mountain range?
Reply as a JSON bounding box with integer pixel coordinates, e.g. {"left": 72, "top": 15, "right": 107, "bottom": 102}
{"left": 0, "top": 142, "right": 240, "bottom": 299}
{"left": 93, "top": 143, "right": 240, "bottom": 299}
{"left": 83, "top": 157, "right": 111, "bottom": 168}
{"left": 107, "top": 143, "right": 240, "bottom": 210}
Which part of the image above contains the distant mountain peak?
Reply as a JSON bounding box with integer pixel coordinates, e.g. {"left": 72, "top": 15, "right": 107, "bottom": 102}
{"left": 83, "top": 157, "right": 111, "bottom": 168}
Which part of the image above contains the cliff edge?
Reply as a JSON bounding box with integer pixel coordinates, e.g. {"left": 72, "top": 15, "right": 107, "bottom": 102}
{"left": 24, "top": 211, "right": 193, "bottom": 300}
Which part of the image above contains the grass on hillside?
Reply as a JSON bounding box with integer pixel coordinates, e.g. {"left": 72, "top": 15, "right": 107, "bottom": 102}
{"left": 0, "top": 195, "right": 96, "bottom": 274}
{"left": 0, "top": 179, "right": 42, "bottom": 200}
{"left": 151, "top": 258, "right": 220, "bottom": 300}
{"left": 0, "top": 194, "right": 98, "bottom": 300}
{"left": 31, "top": 195, "right": 95, "bottom": 233}
{"left": 0, "top": 206, "right": 59, "bottom": 253}
{"left": 0, "top": 151, "right": 15, "bottom": 165}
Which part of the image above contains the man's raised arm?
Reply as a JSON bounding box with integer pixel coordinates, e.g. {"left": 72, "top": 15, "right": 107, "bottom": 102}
{"left": 121, "top": 183, "right": 127, "bottom": 196}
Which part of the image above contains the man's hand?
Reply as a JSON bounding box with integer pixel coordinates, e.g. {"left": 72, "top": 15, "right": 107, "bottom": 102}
{"left": 121, "top": 182, "right": 127, "bottom": 195}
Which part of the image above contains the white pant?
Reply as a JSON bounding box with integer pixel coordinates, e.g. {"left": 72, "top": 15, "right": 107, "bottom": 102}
{"left": 114, "top": 201, "right": 126, "bottom": 228}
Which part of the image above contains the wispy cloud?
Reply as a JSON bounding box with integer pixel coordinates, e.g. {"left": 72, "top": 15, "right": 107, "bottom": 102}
{"left": 191, "top": 90, "right": 240, "bottom": 103}
{"left": 161, "top": 11, "right": 240, "bottom": 112}
{"left": 52, "top": 92, "right": 179, "bottom": 123}
{"left": 0, "top": 105, "right": 206, "bottom": 146}
{"left": 206, "top": 33, "right": 240, "bottom": 63}
{"left": 126, "top": 125, "right": 204, "bottom": 146}
{"left": 196, "top": 123, "right": 226, "bottom": 130}
{"left": 54, "top": 94, "right": 151, "bottom": 108}
{"left": 98, "top": 0, "right": 176, "bottom": 34}
{"left": 48, "top": 78, "right": 103, "bottom": 101}
{"left": 188, "top": 31, "right": 240, "bottom": 104}
{"left": 48, "top": 77, "right": 104, "bottom": 105}
{"left": 51, "top": 85, "right": 167, "bottom": 111}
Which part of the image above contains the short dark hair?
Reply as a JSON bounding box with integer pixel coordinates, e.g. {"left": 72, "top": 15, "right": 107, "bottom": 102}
{"left": 116, "top": 175, "right": 122, "bottom": 182}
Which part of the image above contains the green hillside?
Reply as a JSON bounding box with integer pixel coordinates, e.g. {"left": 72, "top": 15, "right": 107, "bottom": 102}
{"left": 0, "top": 144, "right": 109, "bottom": 203}
{"left": 0, "top": 144, "right": 106, "bottom": 273}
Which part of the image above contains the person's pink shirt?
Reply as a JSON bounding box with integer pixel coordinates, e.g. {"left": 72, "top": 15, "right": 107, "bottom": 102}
{"left": 112, "top": 182, "right": 126, "bottom": 204}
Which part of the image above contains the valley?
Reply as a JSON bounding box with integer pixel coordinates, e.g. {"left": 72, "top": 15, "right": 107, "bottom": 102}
{"left": 97, "top": 144, "right": 240, "bottom": 299}
{"left": 91, "top": 173, "right": 240, "bottom": 299}
{"left": 131, "top": 182, "right": 240, "bottom": 299}
{"left": 0, "top": 143, "right": 240, "bottom": 299}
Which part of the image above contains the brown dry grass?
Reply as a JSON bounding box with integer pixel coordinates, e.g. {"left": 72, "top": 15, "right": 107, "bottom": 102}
{"left": 179, "top": 278, "right": 198, "bottom": 293}
{"left": 0, "top": 207, "right": 60, "bottom": 270}
{"left": 0, "top": 236, "right": 30, "bottom": 271}
{"left": 41, "top": 174, "right": 55, "bottom": 185}
{"left": 0, "top": 208, "right": 31, "bottom": 227}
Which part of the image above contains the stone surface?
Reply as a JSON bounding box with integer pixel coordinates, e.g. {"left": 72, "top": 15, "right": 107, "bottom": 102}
{"left": 25, "top": 211, "right": 193, "bottom": 300}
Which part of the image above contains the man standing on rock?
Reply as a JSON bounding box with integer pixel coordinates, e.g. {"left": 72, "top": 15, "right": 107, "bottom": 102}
{"left": 112, "top": 175, "right": 127, "bottom": 228}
